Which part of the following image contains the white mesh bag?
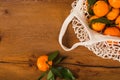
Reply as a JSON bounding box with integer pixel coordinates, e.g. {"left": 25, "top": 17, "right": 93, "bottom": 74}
{"left": 59, "top": 0, "right": 120, "bottom": 62}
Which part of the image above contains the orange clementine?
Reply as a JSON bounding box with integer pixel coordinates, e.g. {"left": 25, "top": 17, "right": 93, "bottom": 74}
{"left": 92, "top": 23, "right": 106, "bottom": 31}
{"left": 115, "top": 16, "right": 120, "bottom": 29}
{"left": 89, "top": 15, "right": 99, "bottom": 22}
{"left": 104, "top": 27, "right": 120, "bottom": 37}
{"left": 108, "top": 0, "right": 120, "bottom": 8}
{"left": 93, "top": 1, "right": 109, "bottom": 17}
{"left": 107, "top": 8, "right": 119, "bottom": 20}
{"left": 89, "top": 15, "right": 105, "bottom": 31}
{"left": 37, "top": 55, "right": 52, "bottom": 72}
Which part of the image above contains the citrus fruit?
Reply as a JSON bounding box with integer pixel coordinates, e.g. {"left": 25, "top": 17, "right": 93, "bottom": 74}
{"left": 104, "top": 27, "right": 120, "bottom": 37}
{"left": 37, "top": 55, "right": 52, "bottom": 72}
{"left": 93, "top": 1, "right": 109, "bottom": 17}
{"left": 89, "top": 15, "right": 99, "bottom": 22}
{"left": 89, "top": 15, "right": 105, "bottom": 31}
{"left": 108, "top": 0, "right": 120, "bottom": 8}
{"left": 107, "top": 8, "right": 119, "bottom": 20}
{"left": 92, "top": 23, "right": 105, "bottom": 31}
{"left": 115, "top": 16, "right": 120, "bottom": 29}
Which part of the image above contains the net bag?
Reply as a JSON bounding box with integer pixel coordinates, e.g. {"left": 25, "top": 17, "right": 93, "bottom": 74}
{"left": 59, "top": 0, "right": 120, "bottom": 62}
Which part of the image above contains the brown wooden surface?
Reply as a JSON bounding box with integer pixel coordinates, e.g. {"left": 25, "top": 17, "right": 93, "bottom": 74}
{"left": 0, "top": 0, "right": 120, "bottom": 80}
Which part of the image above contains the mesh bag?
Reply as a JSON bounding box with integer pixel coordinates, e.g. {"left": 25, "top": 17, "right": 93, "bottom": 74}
{"left": 59, "top": 0, "right": 120, "bottom": 62}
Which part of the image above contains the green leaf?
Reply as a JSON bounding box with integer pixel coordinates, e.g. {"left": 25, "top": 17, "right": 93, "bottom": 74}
{"left": 90, "top": 17, "right": 112, "bottom": 25}
{"left": 48, "top": 51, "right": 59, "bottom": 61}
{"left": 51, "top": 68, "right": 63, "bottom": 78}
{"left": 57, "top": 67, "right": 76, "bottom": 80}
{"left": 87, "top": 0, "right": 97, "bottom": 6}
{"left": 47, "top": 70, "right": 55, "bottom": 80}
{"left": 88, "top": 7, "right": 94, "bottom": 15}
{"left": 38, "top": 72, "right": 47, "bottom": 80}
{"left": 87, "top": 0, "right": 96, "bottom": 15}
{"left": 55, "top": 56, "right": 66, "bottom": 65}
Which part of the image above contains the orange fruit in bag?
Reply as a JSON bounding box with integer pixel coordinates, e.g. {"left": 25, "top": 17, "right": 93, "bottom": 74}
{"left": 115, "top": 16, "right": 120, "bottom": 29}
{"left": 37, "top": 55, "right": 52, "bottom": 71}
{"left": 104, "top": 27, "right": 120, "bottom": 37}
{"left": 107, "top": 8, "right": 119, "bottom": 20}
{"left": 92, "top": 23, "right": 105, "bottom": 31}
{"left": 108, "top": 0, "right": 120, "bottom": 8}
{"left": 89, "top": 16, "right": 105, "bottom": 31}
{"left": 93, "top": 1, "right": 109, "bottom": 17}
{"left": 89, "top": 15, "right": 99, "bottom": 22}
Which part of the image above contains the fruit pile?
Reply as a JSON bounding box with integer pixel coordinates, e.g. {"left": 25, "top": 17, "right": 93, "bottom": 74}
{"left": 87, "top": 0, "right": 120, "bottom": 37}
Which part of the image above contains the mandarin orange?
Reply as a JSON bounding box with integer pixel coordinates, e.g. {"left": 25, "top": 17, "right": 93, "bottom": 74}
{"left": 107, "top": 8, "right": 119, "bottom": 20}
{"left": 93, "top": 1, "right": 109, "bottom": 17}
{"left": 37, "top": 55, "right": 52, "bottom": 72}
{"left": 108, "top": 0, "right": 120, "bottom": 8}
{"left": 104, "top": 27, "right": 120, "bottom": 37}
{"left": 115, "top": 16, "right": 120, "bottom": 29}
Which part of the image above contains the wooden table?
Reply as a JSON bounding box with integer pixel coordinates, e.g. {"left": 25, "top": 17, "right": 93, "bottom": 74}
{"left": 0, "top": 0, "right": 120, "bottom": 80}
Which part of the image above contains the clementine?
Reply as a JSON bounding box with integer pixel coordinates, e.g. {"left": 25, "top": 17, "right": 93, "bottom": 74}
{"left": 115, "top": 16, "right": 120, "bottom": 29}
{"left": 37, "top": 55, "right": 52, "bottom": 72}
{"left": 93, "top": 1, "right": 109, "bottom": 17}
{"left": 107, "top": 8, "right": 119, "bottom": 20}
{"left": 104, "top": 27, "right": 120, "bottom": 37}
{"left": 92, "top": 23, "right": 105, "bottom": 31}
{"left": 89, "top": 15, "right": 99, "bottom": 22}
{"left": 108, "top": 0, "right": 120, "bottom": 8}
{"left": 89, "top": 15, "right": 106, "bottom": 31}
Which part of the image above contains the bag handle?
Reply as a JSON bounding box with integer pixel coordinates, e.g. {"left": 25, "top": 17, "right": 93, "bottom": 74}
{"left": 59, "top": 12, "right": 83, "bottom": 51}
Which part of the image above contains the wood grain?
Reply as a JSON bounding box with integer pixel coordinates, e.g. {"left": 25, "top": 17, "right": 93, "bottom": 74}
{"left": 0, "top": 0, "right": 120, "bottom": 80}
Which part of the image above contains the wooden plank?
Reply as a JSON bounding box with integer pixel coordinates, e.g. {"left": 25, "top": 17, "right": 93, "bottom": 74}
{"left": 1, "top": 63, "right": 120, "bottom": 80}
{"left": 0, "top": 0, "right": 120, "bottom": 80}
{"left": 0, "top": 0, "right": 74, "bottom": 4}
